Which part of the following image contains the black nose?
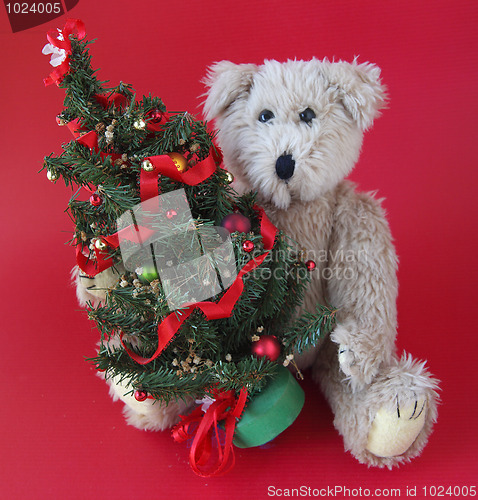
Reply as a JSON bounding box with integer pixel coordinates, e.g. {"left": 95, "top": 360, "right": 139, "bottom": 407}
{"left": 275, "top": 154, "right": 295, "bottom": 180}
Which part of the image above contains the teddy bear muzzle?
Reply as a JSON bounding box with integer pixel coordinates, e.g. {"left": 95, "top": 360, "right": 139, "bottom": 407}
{"left": 275, "top": 153, "right": 295, "bottom": 180}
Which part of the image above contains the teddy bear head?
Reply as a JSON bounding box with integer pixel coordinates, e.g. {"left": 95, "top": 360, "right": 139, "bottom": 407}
{"left": 204, "top": 59, "right": 386, "bottom": 209}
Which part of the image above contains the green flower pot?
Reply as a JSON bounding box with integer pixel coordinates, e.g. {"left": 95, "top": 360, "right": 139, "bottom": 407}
{"left": 233, "top": 365, "right": 305, "bottom": 448}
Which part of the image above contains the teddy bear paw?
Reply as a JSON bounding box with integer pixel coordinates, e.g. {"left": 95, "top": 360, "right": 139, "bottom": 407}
{"left": 338, "top": 344, "right": 378, "bottom": 389}
{"left": 366, "top": 397, "right": 427, "bottom": 457}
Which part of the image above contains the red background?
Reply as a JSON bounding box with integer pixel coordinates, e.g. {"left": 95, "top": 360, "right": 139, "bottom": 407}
{"left": 1, "top": 1, "right": 477, "bottom": 498}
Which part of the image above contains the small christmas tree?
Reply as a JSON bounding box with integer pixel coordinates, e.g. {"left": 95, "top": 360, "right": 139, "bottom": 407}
{"left": 42, "top": 20, "right": 336, "bottom": 476}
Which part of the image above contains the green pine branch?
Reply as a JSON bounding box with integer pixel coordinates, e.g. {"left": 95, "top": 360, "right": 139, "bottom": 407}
{"left": 283, "top": 304, "right": 338, "bottom": 354}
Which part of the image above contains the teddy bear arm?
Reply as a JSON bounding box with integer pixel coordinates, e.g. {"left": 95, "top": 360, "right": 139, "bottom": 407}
{"left": 325, "top": 187, "right": 398, "bottom": 386}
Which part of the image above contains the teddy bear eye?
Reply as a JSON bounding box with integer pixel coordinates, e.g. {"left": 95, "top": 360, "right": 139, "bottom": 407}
{"left": 258, "top": 110, "right": 275, "bottom": 123}
{"left": 299, "top": 107, "right": 316, "bottom": 124}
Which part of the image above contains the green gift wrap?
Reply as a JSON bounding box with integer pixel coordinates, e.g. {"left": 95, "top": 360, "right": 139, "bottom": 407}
{"left": 233, "top": 365, "right": 305, "bottom": 448}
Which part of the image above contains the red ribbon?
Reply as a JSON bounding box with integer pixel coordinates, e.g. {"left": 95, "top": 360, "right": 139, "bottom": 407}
{"left": 94, "top": 92, "right": 129, "bottom": 110}
{"left": 44, "top": 19, "right": 86, "bottom": 86}
{"left": 139, "top": 151, "right": 219, "bottom": 202}
{"left": 75, "top": 223, "right": 158, "bottom": 278}
{"left": 56, "top": 117, "right": 86, "bottom": 138}
{"left": 75, "top": 244, "right": 114, "bottom": 277}
{"left": 122, "top": 204, "right": 277, "bottom": 364}
{"left": 172, "top": 387, "right": 248, "bottom": 477}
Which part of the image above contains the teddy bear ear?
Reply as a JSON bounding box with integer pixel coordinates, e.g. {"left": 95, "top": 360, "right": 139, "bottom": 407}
{"left": 326, "top": 60, "right": 387, "bottom": 131}
{"left": 202, "top": 61, "right": 258, "bottom": 120}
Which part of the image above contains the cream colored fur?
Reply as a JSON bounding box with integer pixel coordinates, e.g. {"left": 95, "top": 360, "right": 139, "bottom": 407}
{"left": 72, "top": 265, "right": 123, "bottom": 308}
{"left": 203, "top": 58, "right": 440, "bottom": 467}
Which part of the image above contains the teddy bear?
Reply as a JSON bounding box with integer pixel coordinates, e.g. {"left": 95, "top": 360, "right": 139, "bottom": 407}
{"left": 74, "top": 57, "right": 439, "bottom": 468}
{"left": 201, "top": 58, "right": 440, "bottom": 467}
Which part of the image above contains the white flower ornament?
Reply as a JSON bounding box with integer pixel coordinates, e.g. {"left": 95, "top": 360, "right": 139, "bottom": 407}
{"left": 42, "top": 20, "right": 85, "bottom": 86}
{"left": 42, "top": 29, "right": 67, "bottom": 67}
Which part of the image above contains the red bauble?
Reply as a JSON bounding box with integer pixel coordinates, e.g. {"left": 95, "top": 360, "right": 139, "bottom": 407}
{"left": 150, "top": 109, "right": 164, "bottom": 123}
{"left": 242, "top": 240, "right": 254, "bottom": 253}
{"left": 220, "top": 213, "right": 251, "bottom": 234}
{"left": 89, "top": 193, "right": 103, "bottom": 207}
{"left": 166, "top": 209, "right": 177, "bottom": 219}
{"left": 134, "top": 390, "right": 148, "bottom": 402}
{"left": 305, "top": 260, "right": 316, "bottom": 271}
{"left": 251, "top": 335, "right": 281, "bottom": 362}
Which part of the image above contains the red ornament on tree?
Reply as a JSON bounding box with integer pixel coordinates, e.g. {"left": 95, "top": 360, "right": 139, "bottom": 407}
{"left": 166, "top": 209, "right": 177, "bottom": 219}
{"left": 221, "top": 213, "right": 251, "bottom": 234}
{"left": 146, "top": 109, "right": 169, "bottom": 133}
{"left": 89, "top": 193, "right": 103, "bottom": 207}
{"left": 305, "top": 260, "right": 316, "bottom": 271}
{"left": 134, "top": 390, "right": 148, "bottom": 402}
{"left": 251, "top": 335, "right": 281, "bottom": 362}
{"left": 242, "top": 240, "right": 254, "bottom": 253}
{"left": 150, "top": 109, "right": 164, "bottom": 123}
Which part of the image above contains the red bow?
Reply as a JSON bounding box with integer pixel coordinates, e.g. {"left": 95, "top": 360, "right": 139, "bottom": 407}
{"left": 172, "top": 387, "right": 248, "bottom": 477}
{"left": 43, "top": 19, "right": 86, "bottom": 86}
{"left": 139, "top": 150, "right": 219, "bottom": 202}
